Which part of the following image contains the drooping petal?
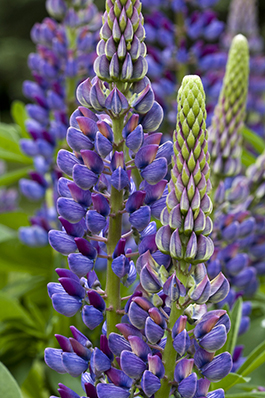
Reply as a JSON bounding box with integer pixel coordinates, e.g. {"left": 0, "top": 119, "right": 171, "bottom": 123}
{"left": 82, "top": 305, "right": 104, "bottom": 330}
{"left": 62, "top": 352, "right": 88, "bottom": 377}
{"left": 141, "top": 370, "right": 161, "bottom": 397}
{"left": 120, "top": 350, "right": 146, "bottom": 379}
{"left": 97, "top": 384, "right": 130, "bottom": 398}
{"left": 44, "top": 348, "right": 66, "bottom": 374}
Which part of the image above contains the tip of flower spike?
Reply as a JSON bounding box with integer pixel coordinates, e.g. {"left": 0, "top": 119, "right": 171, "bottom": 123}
{"left": 231, "top": 34, "right": 248, "bottom": 51}
{"left": 180, "top": 75, "right": 205, "bottom": 95}
{"left": 177, "top": 75, "right": 206, "bottom": 138}
{"left": 226, "top": 34, "right": 249, "bottom": 77}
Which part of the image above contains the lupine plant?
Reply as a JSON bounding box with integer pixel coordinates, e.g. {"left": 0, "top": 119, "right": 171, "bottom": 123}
{"left": 3, "top": 1, "right": 265, "bottom": 398}
{"left": 43, "top": 1, "right": 235, "bottom": 397}
{"left": 18, "top": 0, "right": 101, "bottom": 247}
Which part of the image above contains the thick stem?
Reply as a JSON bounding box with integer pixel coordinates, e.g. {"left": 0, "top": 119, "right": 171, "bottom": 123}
{"left": 105, "top": 117, "right": 124, "bottom": 336}
{"left": 155, "top": 303, "right": 182, "bottom": 398}
{"left": 155, "top": 264, "right": 188, "bottom": 398}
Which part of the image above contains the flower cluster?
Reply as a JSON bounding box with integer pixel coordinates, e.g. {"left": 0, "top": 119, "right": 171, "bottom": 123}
{"left": 222, "top": 0, "right": 265, "bottom": 136}
{"left": 19, "top": 0, "right": 101, "bottom": 247}
{"left": 208, "top": 34, "right": 249, "bottom": 181}
{"left": 45, "top": 46, "right": 233, "bottom": 396}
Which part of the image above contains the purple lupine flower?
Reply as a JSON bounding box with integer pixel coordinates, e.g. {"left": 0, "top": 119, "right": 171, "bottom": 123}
{"left": 18, "top": 0, "right": 101, "bottom": 247}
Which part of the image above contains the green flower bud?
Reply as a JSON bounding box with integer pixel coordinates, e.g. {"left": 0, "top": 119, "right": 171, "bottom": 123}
{"left": 157, "top": 75, "right": 213, "bottom": 265}
{"left": 94, "top": 0, "right": 147, "bottom": 85}
{"left": 209, "top": 34, "right": 249, "bottom": 179}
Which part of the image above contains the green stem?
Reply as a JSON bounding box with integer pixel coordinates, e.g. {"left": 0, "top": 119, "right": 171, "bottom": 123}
{"left": 155, "top": 303, "right": 182, "bottom": 398}
{"left": 105, "top": 117, "right": 124, "bottom": 336}
{"left": 155, "top": 263, "right": 189, "bottom": 398}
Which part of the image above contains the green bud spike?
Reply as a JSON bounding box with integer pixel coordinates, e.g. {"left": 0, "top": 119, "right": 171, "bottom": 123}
{"left": 156, "top": 75, "right": 213, "bottom": 266}
{"left": 94, "top": 0, "right": 147, "bottom": 87}
{"left": 209, "top": 34, "right": 249, "bottom": 182}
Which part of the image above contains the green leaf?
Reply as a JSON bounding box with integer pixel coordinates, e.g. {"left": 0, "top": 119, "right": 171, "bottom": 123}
{"left": 2, "top": 275, "right": 44, "bottom": 299}
{"left": 242, "top": 126, "right": 265, "bottom": 154}
{"left": 21, "top": 360, "right": 49, "bottom": 398}
{"left": 0, "top": 212, "right": 30, "bottom": 230}
{"left": 0, "top": 362, "right": 23, "bottom": 398}
{"left": 0, "top": 167, "right": 32, "bottom": 187}
{"left": 8, "top": 359, "right": 33, "bottom": 387}
{"left": 0, "top": 149, "right": 32, "bottom": 164}
{"left": 0, "top": 291, "right": 34, "bottom": 325}
{"left": 241, "top": 149, "right": 256, "bottom": 167}
{"left": 0, "top": 122, "right": 20, "bottom": 143}
{"left": 0, "top": 224, "right": 17, "bottom": 243}
{"left": 11, "top": 100, "right": 29, "bottom": 138}
{"left": 239, "top": 384, "right": 265, "bottom": 392}
{"left": 0, "top": 122, "right": 32, "bottom": 164}
{"left": 237, "top": 340, "right": 265, "bottom": 377}
{"left": 221, "top": 297, "right": 242, "bottom": 356}
{"left": 212, "top": 372, "right": 250, "bottom": 391}
{"left": 0, "top": 238, "right": 53, "bottom": 275}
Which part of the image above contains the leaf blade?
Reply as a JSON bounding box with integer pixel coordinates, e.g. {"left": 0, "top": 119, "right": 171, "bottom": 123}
{"left": 0, "top": 362, "right": 23, "bottom": 398}
{"left": 0, "top": 167, "right": 32, "bottom": 187}
{"left": 237, "top": 340, "right": 265, "bottom": 377}
{"left": 242, "top": 126, "right": 265, "bottom": 154}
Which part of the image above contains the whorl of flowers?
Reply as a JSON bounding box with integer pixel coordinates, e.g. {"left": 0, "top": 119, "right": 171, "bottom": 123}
{"left": 157, "top": 75, "right": 214, "bottom": 265}
{"left": 18, "top": 0, "right": 101, "bottom": 247}
{"left": 222, "top": 0, "right": 265, "bottom": 135}
{"left": 209, "top": 34, "right": 249, "bottom": 181}
{"left": 94, "top": 0, "right": 147, "bottom": 86}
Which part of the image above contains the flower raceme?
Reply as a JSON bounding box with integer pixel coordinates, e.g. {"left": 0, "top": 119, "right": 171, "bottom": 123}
{"left": 19, "top": 0, "right": 101, "bottom": 247}
{"left": 209, "top": 34, "right": 249, "bottom": 181}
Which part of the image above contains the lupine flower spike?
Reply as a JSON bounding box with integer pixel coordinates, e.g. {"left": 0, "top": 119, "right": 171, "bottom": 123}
{"left": 209, "top": 34, "right": 249, "bottom": 185}
{"left": 19, "top": 0, "right": 101, "bottom": 247}
{"left": 223, "top": 0, "right": 265, "bottom": 136}
{"left": 154, "top": 75, "right": 231, "bottom": 398}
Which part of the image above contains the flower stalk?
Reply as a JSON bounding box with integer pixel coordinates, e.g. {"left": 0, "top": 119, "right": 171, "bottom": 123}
{"left": 106, "top": 117, "right": 125, "bottom": 336}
